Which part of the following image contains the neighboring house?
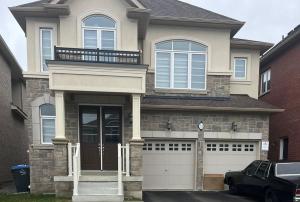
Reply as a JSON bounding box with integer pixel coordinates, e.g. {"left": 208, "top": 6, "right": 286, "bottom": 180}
{"left": 10, "top": 0, "right": 282, "bottom": 201}
{"left": 0, "top": 35, "right": 28, "bottom": 185}
{"left": 260, "top": 25, "right": 300, "bottom": 162}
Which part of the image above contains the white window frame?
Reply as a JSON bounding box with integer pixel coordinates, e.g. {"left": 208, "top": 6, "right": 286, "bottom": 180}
{"left": 40, "top": 107, "right": 56, "bottom": 145}
{"left": 260, "top": 69, "right": 271, "bottom": 95}
{"left": 279, "top": 138, "right": 288, "bottom": 161}
{"left": 233, "top": 57, "right": 247, "bottom": 80}
{"left": 82, "top": 16, "right": 117, "bottom": 50}
{"left": 155, "top": 41, "right": 208, "bottom": 91}
{"left": 40, "top": 28, "right": 54, "bottom": 72}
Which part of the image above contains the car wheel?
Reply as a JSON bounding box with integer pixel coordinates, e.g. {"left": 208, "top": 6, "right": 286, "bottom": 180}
{"left": 228, "top": 180, "right": 239, "bottom": 195}
{"left": 265, "top": 189, "right": 278, "bottom": 202}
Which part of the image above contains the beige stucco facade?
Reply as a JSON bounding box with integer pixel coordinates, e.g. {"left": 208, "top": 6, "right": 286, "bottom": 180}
{"left": 230, "top": 48, "right": 261, "bottom": 99}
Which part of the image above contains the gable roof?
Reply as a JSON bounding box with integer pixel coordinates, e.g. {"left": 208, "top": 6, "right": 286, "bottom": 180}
{"left": 231, "top": 38, "right": 273, "bottom": 55}
{"left": 261, "top": 24, "right": 300, "bottom": 66}
{"left": 138, "top": 0, "right": 241, "bottom": 24}
{"left": 138, "top": 0, "right": 244, "bottom": 36}
{"left": 11, "top": 0, "right": 244, "bottom": 36}
{"left": 0, "top": 35, "right": 23, "bottom": 80}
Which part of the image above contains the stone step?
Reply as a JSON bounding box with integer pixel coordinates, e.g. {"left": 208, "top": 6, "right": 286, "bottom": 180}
{"left": 80, "top": 175, "right": 118, "bottom": 182}
{"left": 78, "top": 182, "right": 118, "bottom": 195}
{"left": 81, "top": 170, "right": 118, "bottom": 176}
{"left": 72, "top": 194, "right": 123, "bottom": 202}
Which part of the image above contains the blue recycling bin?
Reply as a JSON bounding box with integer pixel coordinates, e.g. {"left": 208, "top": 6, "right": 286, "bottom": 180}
{"left": 11, "top": 165, "right": 30, "bottom": 192}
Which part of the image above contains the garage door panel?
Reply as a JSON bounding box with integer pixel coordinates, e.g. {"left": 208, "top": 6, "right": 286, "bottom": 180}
{"left": 143, "top": 141, "right": 195, "bottom": 190}
{"left": 204, "top": 141, "right": 258, "bottom": 175}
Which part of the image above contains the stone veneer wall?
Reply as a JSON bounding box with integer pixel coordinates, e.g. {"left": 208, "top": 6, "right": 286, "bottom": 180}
{"left": 24, "top": 79, "right": 56, "bottom": 193}
{"left": 146, "top": 72, "right": 231, "bottom": 97}
{"left": 141, "top": 110, "right": 269, "bottom": 190}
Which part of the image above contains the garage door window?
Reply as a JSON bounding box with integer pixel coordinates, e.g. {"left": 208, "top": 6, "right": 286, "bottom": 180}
{"left": 169, "top": 143, "right": 179, "bottom": 151}
{"left": 182, "top": 143, "right": 192, "bottom": 151}
{"left": 219, "top": 144, "right": 229, "bottom": 151}
{"left": 143, "top": 143, "right": 153, "bottom": 151}
{"left": 155, "top": 143, "right": 166, "bottom": 151}
{"left": 245, "top": 144, "right": 255, "bottom": 152}
{"left": 207, "top": 144, "right": 217, "bottom": 151}
{"left": 232, "top": 144, "right": 242, "bottom": 151}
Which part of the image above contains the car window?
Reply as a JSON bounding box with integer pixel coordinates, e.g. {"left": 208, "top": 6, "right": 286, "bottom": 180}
{"left": 276, "top": 162, "right": 300, "bottom": 176}
{"left": 244, "top": 161, "right": 261, "bottom": 176}
{"left": 255, "top": 162, "right": 270, "bottom": 178}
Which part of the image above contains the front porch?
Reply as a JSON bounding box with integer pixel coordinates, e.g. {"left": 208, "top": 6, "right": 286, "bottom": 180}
{"left": 50, "top": 93, "right": 144, "bottom": 202}
{"left": 46, "top": 50, "right": 147, "bottom": 201}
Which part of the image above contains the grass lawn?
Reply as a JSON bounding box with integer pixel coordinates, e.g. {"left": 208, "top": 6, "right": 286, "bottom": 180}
{"left": 0, "top": 194, "right": 71, "bottom": 202}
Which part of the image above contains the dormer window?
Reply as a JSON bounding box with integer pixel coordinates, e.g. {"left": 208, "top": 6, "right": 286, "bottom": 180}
{"left": 82, "top": 15, "right": 116, "bottom": 50}
{"left": 155, "top": 40, "right": 208, "bottom": 90}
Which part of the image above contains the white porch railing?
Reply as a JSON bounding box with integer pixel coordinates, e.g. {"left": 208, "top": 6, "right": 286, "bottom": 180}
{"left": 118, "top": 143, "right": 130, "bottom": 195}
{"left": 72, "top": 143, "right": 81, "bottom": 196}
{"left": 120, "top": 144, "right": 130, "bottom": 177}
{"left": 67, "top": 143, "right": 129, "bottom": 196}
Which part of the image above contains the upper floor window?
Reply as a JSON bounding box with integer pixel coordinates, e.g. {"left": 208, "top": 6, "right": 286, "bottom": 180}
{"left": 155, "top": 40, "right": 207, "bottom": 90}
{"left": 40, "top": 28, "right": 53, "bottom": 72}
{"left": 233, "top": 58, "right": 247, "bottom": 80}
{"left": 82, "top": 15, "right": 116, "bottom": 50}
{"left": 261, "top": 69, "right": 271, "bottom": 94}
{"left": 279, "top": 138, "right": 288, "bottom": 161}
{"left": 40, "top": 104, "right": 56, "bottom": 144}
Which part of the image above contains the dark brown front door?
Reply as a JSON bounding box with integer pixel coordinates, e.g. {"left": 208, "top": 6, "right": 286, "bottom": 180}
{"left": 102, "top": 107, "right": 122, "bottom": 170}
{"left": 79, "top": 106, "right": 122, "bottom": 171}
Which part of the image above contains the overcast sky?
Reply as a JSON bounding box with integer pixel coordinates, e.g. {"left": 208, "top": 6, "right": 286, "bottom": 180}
{"left": 1, "top": 0, "right": 299, "bottom": 70}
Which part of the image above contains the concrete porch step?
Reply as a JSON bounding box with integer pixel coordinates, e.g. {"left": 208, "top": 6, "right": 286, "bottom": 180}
{"left": 73, "top": 181, "right": 124, "bottom": 202}
{"left": 72, "top": 194, "right": 124, "bottom": 202}
{"left": 81, "top": 170, "right": 118, "bottom": 176}
{"left": 78, "top": 182, "right": 118, "bottom": 195}
{"left": 80, "top": 175, "right": 118, "bottom": 182}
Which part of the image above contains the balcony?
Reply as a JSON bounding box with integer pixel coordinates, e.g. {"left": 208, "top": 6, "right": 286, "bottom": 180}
{"left": 48, "top": 47, "right": 147, "bottom": 94}
{"left": 54, "top": 46, "right": 142, "bottom": 65}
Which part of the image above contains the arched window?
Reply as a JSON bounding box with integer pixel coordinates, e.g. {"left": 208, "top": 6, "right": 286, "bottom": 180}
{"left": 82, "top": 15, "right": 116, "bottom": 50}
{"left": 155, "top": 40, "right": 208, "bottom": 90}
{"left": 40, "top": 104, "right": 56, "bottom": 144}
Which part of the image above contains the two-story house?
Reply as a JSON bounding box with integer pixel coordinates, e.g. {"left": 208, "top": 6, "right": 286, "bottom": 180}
{"left": 0, "top": 35, "right": 28, "bottom": 186}
{"left": 10, "top": 0, "right": 282, "bottom": 201}
{"left": 260, "top": 25, "right": 300, "bottom": 162}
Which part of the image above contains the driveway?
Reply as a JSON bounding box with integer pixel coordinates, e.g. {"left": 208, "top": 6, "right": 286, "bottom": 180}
{"left": 144, "top": 191, "right": 261, "bottom": 202}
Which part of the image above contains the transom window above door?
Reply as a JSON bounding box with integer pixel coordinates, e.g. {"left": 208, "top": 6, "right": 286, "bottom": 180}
{"left": 155, "top": 40, "right": 208, "bottom": 90}
{"left": 82, "top": 15, "right": 116, "bottom": 50}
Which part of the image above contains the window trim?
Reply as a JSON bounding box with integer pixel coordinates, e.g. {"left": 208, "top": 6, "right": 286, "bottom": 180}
{"left": 40, "top": 105, "right": 56, "bottom": 145}
{"left": 233, "top": 57, "right": 247, "bottom": 80}
{"left": 154, "top": 40, "right": 208, "bottom": 91}
{"left": 40, "top": 28, "right": 54, "bottom": 72}
{"left": 279, "top": 138, "right": 288, "bottom": 161}
{"left": 260, "top": 69, "right": 271, "bottom": 95}
{"left": 82, "top": 15, "right": 117, "bottom": 50}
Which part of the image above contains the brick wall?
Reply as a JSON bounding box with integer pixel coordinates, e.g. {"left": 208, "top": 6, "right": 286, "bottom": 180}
{"left": 0, "top": 54, "right": 28, "bottom": 184}
{"left": 260, "top": 41, "right": 300, "bottom": 161}
{"left": 146, "top": 72, "right": 231, "bottom": 97}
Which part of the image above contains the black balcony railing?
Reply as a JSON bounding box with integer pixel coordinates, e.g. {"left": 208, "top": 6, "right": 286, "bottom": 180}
{"left": 54, "top": 46, "right": 142, "bottom": 65}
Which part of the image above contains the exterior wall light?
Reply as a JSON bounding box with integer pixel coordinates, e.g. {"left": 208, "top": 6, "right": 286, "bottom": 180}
{"left": 167, "top": 120, "right": 172, "bottom": 131}
{"left": 232, "top": 122, "right": 238, "bottom": 132}
{"left": 198, "top": 121, "right": 204, "bottom": 131}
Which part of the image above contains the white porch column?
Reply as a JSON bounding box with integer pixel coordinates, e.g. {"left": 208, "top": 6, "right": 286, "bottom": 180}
{"left": 54, "top": 91, "right": 66, "bottom": 140}
{"left": 132, "top": 94, "right": 141, "bottom": 140}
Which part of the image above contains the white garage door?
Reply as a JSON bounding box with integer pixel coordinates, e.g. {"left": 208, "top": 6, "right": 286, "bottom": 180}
{"left": 204, "top": 141, "right": 259, "bottom": 175}
{"left": 143, "top": 141, "right": 195, "bottom": 190}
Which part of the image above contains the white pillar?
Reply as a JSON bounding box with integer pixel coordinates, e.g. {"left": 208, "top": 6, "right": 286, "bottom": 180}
{"left": 132, "top": 94, "right": 141, "bottom": 140}
{"left": 55, "top": 91, "right": 66, "bottom": 140}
